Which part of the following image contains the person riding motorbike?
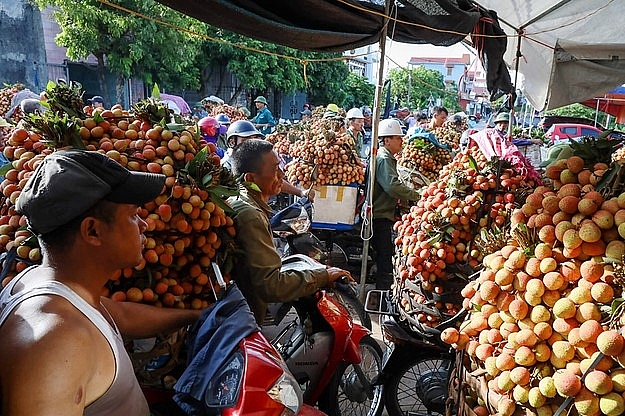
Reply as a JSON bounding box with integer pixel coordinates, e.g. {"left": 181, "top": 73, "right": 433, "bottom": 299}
{"left": 226, "top": 139, "right": 352, "bottom": 325}
{"left": 221, "top": 120, "right": 310, "bottom": 200}
{"left": 214, "top": 113, "right": 231, "bottom": 151}
{"left": 220, "top": 120, "right": 263, "bottom": 170}
{"left": 198, "top": 116, "right": 225, "bottom": 158}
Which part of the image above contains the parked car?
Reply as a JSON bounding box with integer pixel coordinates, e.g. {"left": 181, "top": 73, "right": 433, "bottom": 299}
{"left": 545, "top": 123, "right": 602, "bottom": 143}
{"left": 538, "top": 115, "right": 604, "bottom": 132}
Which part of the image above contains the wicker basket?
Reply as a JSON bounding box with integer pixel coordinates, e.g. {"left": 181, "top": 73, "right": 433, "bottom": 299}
{"left": 131, "top": 328, "right": 187, "bottom": 388}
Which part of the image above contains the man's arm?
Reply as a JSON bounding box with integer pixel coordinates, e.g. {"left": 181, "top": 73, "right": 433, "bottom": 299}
{"left": 101, "top": 298, "right": 201, "bottom": 339}
{"left": 279, "top": 180, "right": 315, "bottom": 201}
{"left": 377, "top": 157, "right": 420, "bottom": 201}
{"left": 234, "top": 206, "right": 330, "bottom": 303}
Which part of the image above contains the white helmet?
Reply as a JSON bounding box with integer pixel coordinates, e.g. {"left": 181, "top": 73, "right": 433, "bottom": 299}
{"left": 346, "top": 107, "right": 364, "bottom": 119}
{"left": 378, "top": 119, "right": 403, "bottom": 137}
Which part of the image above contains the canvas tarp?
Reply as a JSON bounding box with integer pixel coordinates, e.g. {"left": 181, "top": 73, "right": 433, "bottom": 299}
{"left": 472, "top": 0, "right": 625, "bottom": 111}
{"left": 157, "top": 0, "right": 480, "bottom": 52}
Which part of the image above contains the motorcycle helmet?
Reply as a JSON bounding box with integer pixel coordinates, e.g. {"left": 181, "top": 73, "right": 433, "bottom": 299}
{"left": 215, "top": 113, "right": 231, "bottom": 135}
{"left": 198, "top": 116, "right": 220, "bottom": 143}
{"left": 215, "top": 113, "right": 231, "bottom": 126}
{"left": 226, "top": 120, "right": 263, "bottom": 147}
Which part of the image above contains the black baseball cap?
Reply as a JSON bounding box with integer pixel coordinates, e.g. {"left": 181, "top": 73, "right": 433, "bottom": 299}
{"left": 16, "top": 150, "right": 165, "bottom": 235}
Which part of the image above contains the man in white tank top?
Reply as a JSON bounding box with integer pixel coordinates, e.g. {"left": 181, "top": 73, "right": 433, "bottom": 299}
{"left": 0, "top": 150, "right": 202, "bottom": 415}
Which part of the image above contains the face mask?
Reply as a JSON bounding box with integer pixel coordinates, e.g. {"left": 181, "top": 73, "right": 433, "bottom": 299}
{"left": 468, "top": 120, "right": 477, "bottom": 129}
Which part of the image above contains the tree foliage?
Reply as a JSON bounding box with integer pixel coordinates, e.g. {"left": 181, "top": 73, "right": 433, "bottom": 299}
{"left": 198, "top": 28, "right": 353, "bottom": 106}
{"left": 387, "top": 66, "right": 460, "bottom": 113}
{"left": 304, "top": 57, "right": 351, "bottom": 107}
{"left": 204, "top": 29, "right": 307, "bottom": 94}
{"left": 37, "top": 0, "right": 371, "bottom": 109}
{"left": 342, "top": 72, "right": 375, "bottom": 109}
{"left": 35, "top": 0, "right": 204, "bottom": 102}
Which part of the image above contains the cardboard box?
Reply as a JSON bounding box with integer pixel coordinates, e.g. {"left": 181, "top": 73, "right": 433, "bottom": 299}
{"left": 312, "top": 184, "right": 358, "bottom": 229}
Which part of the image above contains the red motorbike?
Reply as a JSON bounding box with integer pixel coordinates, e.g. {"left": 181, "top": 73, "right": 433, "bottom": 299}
{"left": 264, "top": 254, "right": 385, "bottom": 416}
{"left": 148, "top": 264, "right": 325, "bottom": 416}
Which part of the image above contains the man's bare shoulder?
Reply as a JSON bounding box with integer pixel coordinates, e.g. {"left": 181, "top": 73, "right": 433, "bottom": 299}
{"left": 0, "top": 294, "right": 98, "bottom": 362}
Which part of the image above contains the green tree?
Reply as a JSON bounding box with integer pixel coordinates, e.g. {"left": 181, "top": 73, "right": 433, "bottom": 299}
{"left": 387, "top": 66, "right": 460, "bottom": 112}
{"left": 35, "top": 0, "right": 204, "bottom": 104}
{"left": 304, "top": 57, "right": 351, "bottom": 106}
{"left": 200, "top": 28, "right": 307, "bottom": 102}
{"left": 341, "top": 72, "right": 375, "bottom": 109}
{"left": 198, "top": 29, "right": 351, "bottom": 106}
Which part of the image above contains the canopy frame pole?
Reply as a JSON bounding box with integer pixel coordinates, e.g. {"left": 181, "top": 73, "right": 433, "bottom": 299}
{"left": 358, "top": 0, "right": 390, "bottom": 303}
{"left": 508, "top": 30, "right": 523, "bottom": 136}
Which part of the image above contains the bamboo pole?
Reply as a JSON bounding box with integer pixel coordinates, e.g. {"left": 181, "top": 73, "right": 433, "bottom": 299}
{"left": 358, "top": 0, "right": 390, "bottom": 302}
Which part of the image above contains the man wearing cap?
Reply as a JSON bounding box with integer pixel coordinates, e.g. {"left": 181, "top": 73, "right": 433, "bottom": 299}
{"left": 250, "top": 96, "right": 275, "bottom": 135}
{"left": 0, "top": 149, "right": 201, "bottom": 415}
{"left": 89, "top": 95, "right": 105, "bottom": 109}
{"left": 373, "top": 119, "right": 420, "bottom": 290}
{"left": 323, "top": 103, "right": 340, "bottom": 119}
{"left": 192, "top": 101, "right": 208, "bottom": 119}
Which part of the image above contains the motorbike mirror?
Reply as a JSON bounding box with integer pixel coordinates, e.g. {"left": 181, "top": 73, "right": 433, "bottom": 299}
{"left": 364, "top": 290, "right": 391, "bottom": 315}
{"left": 212, "top": 263, "right": 227, "bottom": 289}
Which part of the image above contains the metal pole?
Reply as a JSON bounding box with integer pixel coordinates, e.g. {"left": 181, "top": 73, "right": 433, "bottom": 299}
{"left": 358, "top": 0, "right": 390, "bottom": 303}
{"left": 508, "top": 31, "right": 523, "bottom": 137}
{"left": 407, "top": 65, "right": 412, "bottom": 106}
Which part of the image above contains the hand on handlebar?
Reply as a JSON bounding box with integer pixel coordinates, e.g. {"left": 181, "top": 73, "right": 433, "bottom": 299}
{"left": 302, "top": 188, "right": 316, "bottom": 202}
{"left": 327, "top": 267, "right": 355, "bottom": 285}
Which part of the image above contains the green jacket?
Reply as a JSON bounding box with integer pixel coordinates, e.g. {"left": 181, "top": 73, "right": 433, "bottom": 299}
{"left": 347, "top": 128, "right": 364, "bottom": 157}
{"left": 227, "top": 184, "right": 330, "bottom": 324}
{"left": 372, "top": 146, "right": 420, "bottom": 221}
{"left": 250, "top": 107, "right": 275, "bottom": 135}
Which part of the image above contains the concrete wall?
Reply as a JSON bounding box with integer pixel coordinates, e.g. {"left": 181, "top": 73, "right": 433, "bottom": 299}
{"left": 0, "top": 0, "right": 47, "bottom": 92}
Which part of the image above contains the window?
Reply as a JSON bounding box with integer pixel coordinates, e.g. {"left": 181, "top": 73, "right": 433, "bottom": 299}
{"left": 447, "top": 67, "right": 453, "bottom": 76}
{"left": 581, "top": 128, "right": 600, "bottom": 137}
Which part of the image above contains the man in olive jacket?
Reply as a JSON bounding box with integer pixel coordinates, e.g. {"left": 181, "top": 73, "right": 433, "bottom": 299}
{"left": 373, "top": 119, "right": 420, "bottom": 290}
{"left": 227, "top": 139, "right": 350, "bottom": 324}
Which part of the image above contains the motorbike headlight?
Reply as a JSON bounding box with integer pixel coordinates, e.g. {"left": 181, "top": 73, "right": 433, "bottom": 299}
{"left": 204, "top": 350, "right": 244, "bottom": 409}
{"left": 267, "top": 372, "right": 303, "bottom": 415}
